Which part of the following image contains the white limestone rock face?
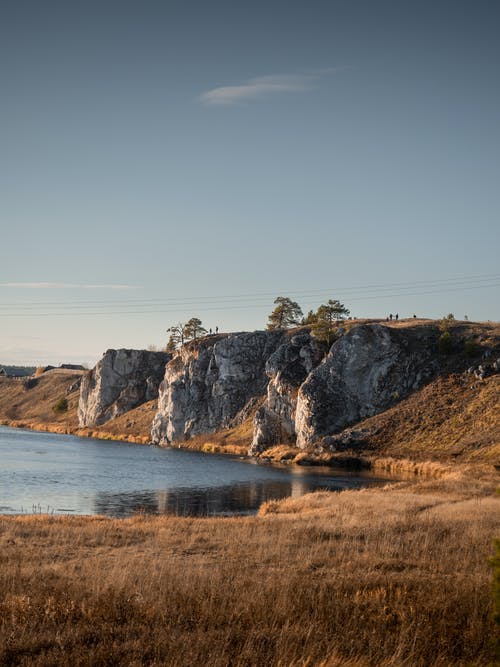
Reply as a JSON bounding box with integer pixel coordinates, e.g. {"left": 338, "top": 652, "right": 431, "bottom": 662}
{"left": 250, "top": 332, "right": 324, "bottom": 454}
{"left": 78, "top": 349, "right": 170, "bottom": 427}
{"left": 151, "top": 331, "right": 285, "bottom": 445}
{"left": 295, "top": 324, "right": 438, "bottom": 449}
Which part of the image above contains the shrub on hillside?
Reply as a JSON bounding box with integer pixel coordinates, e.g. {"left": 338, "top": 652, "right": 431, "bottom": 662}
{"left": 439, "top": 314, "right": 455, "bottom": 333}
{"left": 52, "top": 397, "right": 68, "bottom": 413}
{"left": 439, "top": 331, "right": 453, "bottom": 354}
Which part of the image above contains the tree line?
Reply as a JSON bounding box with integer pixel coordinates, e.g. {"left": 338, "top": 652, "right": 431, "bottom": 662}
{"left": 165, "top": 296, "right": 350, "bottom": 350}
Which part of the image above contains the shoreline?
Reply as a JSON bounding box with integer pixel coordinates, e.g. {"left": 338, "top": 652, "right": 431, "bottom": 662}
{"left": 0, "top": 418, "right": 151, "bottom": 445}
{"left": 2, "top": 418, "right": 498, "bottom": 484}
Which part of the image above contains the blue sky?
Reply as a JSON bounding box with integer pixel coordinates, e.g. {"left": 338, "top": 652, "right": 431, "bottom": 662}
{"left": 1, "top": 0, "right": 499, "bottom": 365}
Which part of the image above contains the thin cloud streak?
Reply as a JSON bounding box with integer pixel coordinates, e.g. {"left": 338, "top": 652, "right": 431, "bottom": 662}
{"left": 0, "top": 283, "right": 138, "bottom": 290}
{"left": 199, "top": 69, "right": 344, "bottom": 106}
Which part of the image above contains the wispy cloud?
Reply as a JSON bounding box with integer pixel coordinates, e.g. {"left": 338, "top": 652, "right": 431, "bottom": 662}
{"left": 199, "top": 68, "right": 344, "bottom": 106}
{"left": 0, "top": 283, "right": 138, "bottom": 290}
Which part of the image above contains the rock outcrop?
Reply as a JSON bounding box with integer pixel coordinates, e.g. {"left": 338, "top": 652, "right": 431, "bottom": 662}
{"left": 250, "top": 332, "right": 323, "bottom": 454}
{"left": 73, "top": 320, "right": 498, "bottom": 458}
{"left": 295, "top": 324, "right": 438, "bottom": 448}
{"left": 151, "top": 331, "right": 285, "bottom": 445}
{"left": 78, "top": 349, "right": 170, "bottom": 427}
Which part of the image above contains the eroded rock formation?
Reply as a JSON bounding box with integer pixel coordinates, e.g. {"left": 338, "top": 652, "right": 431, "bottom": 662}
{"left": 77, "top": 323, "right": 445, "bottom": 453}
{"left": 151, "top": 331, "right": 285, "bottom": 445}
{"left": 250, "top": 332, "right": 324, "bottom": 454}
{"left": 295, "top": 324, "right": 438, "bottom": 448}
{"left": 78, "top": 349, "right": 170, "bottom": 427}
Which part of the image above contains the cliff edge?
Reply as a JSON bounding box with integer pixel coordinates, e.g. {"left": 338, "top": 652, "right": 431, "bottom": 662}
{"left": 78, "top": 349, "right": 169, "bottom": 427}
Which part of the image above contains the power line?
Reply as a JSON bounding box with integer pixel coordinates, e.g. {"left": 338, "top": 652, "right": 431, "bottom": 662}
{"left": 0, "top": 272, "right": 498, "bottom": 306}
{"left": 0, "top": 273, "right": 498, "bottom": 312}
{"left": 1, "top": 282, "right": 498, "bottom": 317}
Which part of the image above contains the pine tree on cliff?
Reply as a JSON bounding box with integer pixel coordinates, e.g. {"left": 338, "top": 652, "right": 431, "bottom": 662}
{"left": 302, "top": 309, "right": 318, "bottom": 325}
{"left": 267, "top": 297, "right": 303, "bottom": 330}
{"left": 311, "top": 299, "right": 350, "bottom": 346}
{"left": 184, "top": 318, "right": 207, "bottom": 340}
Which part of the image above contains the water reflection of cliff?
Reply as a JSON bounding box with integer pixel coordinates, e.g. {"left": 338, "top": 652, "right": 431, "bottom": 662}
{"left": 92, "top": 481, "right": 291, "bottom": 517}
{"left": 91, "top": 474, "right": 375, "bottom": 518}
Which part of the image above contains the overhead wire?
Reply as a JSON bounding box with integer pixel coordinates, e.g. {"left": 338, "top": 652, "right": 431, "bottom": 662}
{"left": 0, "top": 272, "right": 498, "bottom": 316}
{"left": 0, "top": 281, "right": 498, "bottom": 317}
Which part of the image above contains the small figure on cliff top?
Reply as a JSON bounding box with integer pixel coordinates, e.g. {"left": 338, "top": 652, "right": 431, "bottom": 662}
{"left": 389, "top": 313, "right": 393, "bottom": 321}
{"left": 216, "top": 326, "right": 219, "bottom": 334}
{"left": 395, "top": 313, "right": 399, "bottom": 321}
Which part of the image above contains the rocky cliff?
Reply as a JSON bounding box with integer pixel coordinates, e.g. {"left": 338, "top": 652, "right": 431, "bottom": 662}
{"left": 78, "top": 349, "right": 170, "bottom": 427}
{"left": 78, "top": 322, "right": 491, "bottom": 455}
{"left": 294, "top": 324, "right": 439, "bottom": 448}
{"left": 80, "top": 325, "right": 441, "bottom": 449}
{"left": 250, "top": 331, "right": 323, "bottom": 454}
{"left": 151, "top": 331, "right": 285, "bottom": 445}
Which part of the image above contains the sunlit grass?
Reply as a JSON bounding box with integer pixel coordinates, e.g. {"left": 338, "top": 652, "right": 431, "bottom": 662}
{"left": 0, "top": 477, "right": 498, "bottom": 666}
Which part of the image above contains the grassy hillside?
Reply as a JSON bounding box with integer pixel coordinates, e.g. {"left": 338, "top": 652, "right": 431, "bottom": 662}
{"left": 0, "top": 371, "right": 82, "bottom": 432}
{"left": 0, "top": 371, "right": 156, "bottom": 443}
{"left": 356, "top": 373, "right": 500, "bottom": 462}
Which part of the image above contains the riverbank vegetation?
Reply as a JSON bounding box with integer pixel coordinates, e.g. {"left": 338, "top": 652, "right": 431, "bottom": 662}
{"left": 0, "top": 474, "right": 498, "bottom": 666}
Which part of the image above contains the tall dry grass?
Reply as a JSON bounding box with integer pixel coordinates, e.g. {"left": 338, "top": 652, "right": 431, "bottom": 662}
{"left": 0, "top": 480, "right": 498, "bottom": 666}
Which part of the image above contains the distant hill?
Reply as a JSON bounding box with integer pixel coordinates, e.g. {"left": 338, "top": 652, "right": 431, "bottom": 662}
{"left": 0, "top": 365, "right": 36, "bottom": 377}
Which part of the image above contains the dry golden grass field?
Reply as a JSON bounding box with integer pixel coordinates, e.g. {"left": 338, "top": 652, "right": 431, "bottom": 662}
{"left": 0, "top": 473, "right": 499, "bottom": 667}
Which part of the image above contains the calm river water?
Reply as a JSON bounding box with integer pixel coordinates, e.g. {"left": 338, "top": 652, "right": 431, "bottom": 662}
{"left": 0, "top": 426, "right": 391, "bottom": 517}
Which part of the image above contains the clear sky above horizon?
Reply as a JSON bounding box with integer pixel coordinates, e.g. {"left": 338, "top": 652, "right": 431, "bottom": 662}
{"left": 1, "top": 0, "right": 499, "bottom": 366}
